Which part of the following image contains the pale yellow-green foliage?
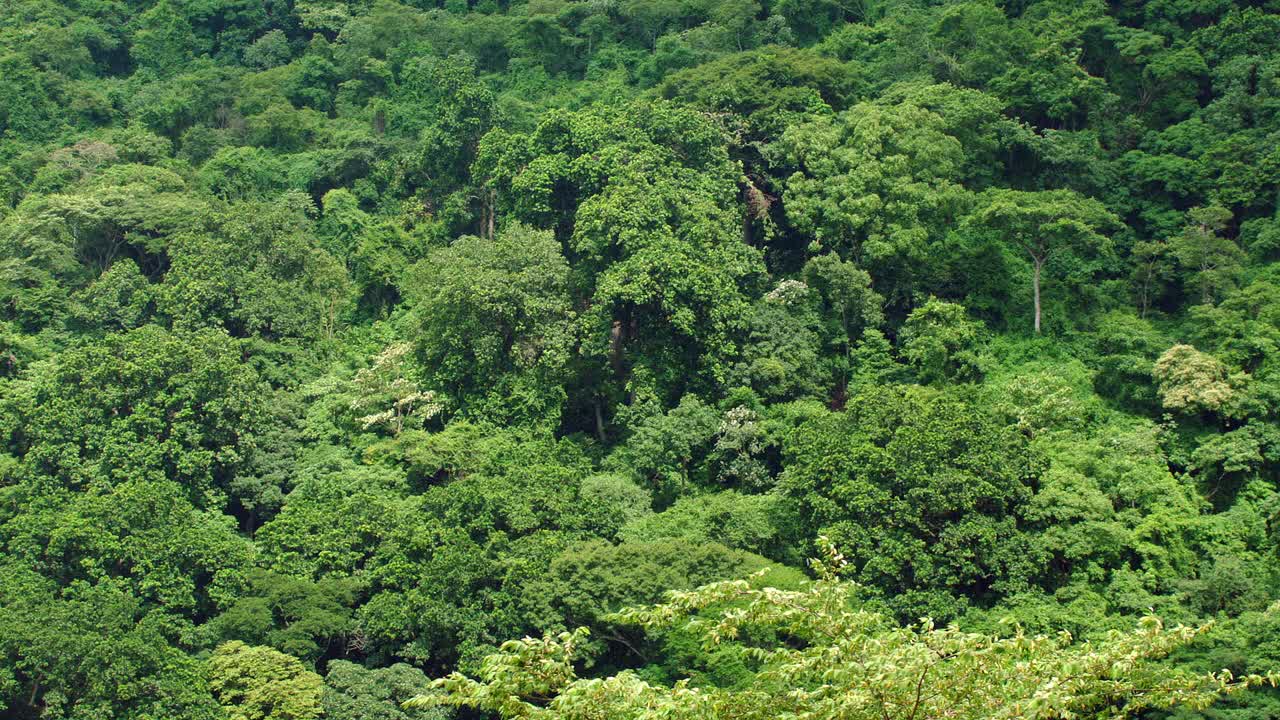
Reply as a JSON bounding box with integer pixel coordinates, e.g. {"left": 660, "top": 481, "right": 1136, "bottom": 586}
{"left": 408, "top": 543, "right": 1274, "bottom": 720}
{"left": 1152, "top": 344, "right": 1235, "bottom": 413}
{"left": 207, "top": 641, "right": 323, "bottom": 720}
{"left": 351, "top": 342, "right": 442, "bottom": 435}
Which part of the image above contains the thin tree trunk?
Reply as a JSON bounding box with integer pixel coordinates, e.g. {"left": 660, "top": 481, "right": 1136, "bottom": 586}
{"left": 487, "top": 188, "right": 496, "bottom": 239}
{"left": 609, "top": 320, "right": 624, "bottom": 377}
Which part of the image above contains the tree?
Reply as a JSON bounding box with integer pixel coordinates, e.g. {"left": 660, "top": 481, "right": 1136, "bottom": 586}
{"left": 802, "top": 253, "right": 885, "bottom": 393}
{"left": 207, "top": 641, "right": 323, "bottom": 720}
{"left": 1152, "top": 344, "right": 1235, "bottom": 415}
{"left": 1170, "top": 205, "right": 1245, "bottom": 305}
{"left": 966, "top": 189, "right": 1119, "bottom": 333}
{"left": 519, "top": 538, "right": 781, "bottom": 635}
{"left": 778, "top": 386, "right": 1035, "bottom": 619}
{"left": 163, "top": 194, "right": 352, "bottom": 341}
{"left": 1130, "top": 238, "right": 1173, "bottom": 318}
{"left": 659, "top": 48, "right": 855, "bottom": 138}
{"left": 208, "top": 569, "right": 357, "bottom": 664}
{"left": 775, "top": 0, "right": 859, "bottom": 42}
{"left": 1011, "top": 419, "right": 1203, "bottom": 600}
{"left": 0, "top": 162, "right": 208, "bottom": 331}
{"left": 730, "top": 282, "right": 826, "bottom": 402}
{"left": 197, "top": 147, "right": 291, "bottom": 201}
{"left": 578, "top": 474, "right": 654, "bottom": 534}
{"left": 256, "top": 453, "right": 422, "bottom": 580}
{"left": 1091, "top": 311, "right": 1169, "bottom": 411}
{"left": 129, "top": 1, "right": 207, "bottom": 75}
{"left": 0, "top": 567, "right": 224, "bottom": 720}
{"left": 411, "top": 548, "right": 1273, "bottom": 719}
{"left": 0, "top": 53, "right": 61, "bottom": 141}
{"left": 849, "top": 328, "right": 905, "bottom": 390}
{"left": 69, "top": 259, "right": 154, "bottom": 332}
{"left": 773, "top": 101, "right": 968, "bottom": 303}
{"left": 0, "top": 194, "right": 86, "bottom": 329}
{"left": 319, "top": 189, "right": 430, "bottom": 312}
{"left": 621, "top": 491, "right": 790, "bottom": 559}
{"left": 0, "top": 325, "right": 268, "bottom": 508}
{"left": 243, "top": 30, "right": 291, "bottom": 69}
{"left": 402, "top": 223, "right": 574, "bottom": 426}
{"left": 323, "top": 661, "right": 449, "bottom": 720}
{"left": 604, "top": 395, "right": 721, "bottom": 504}
{"left": 380, "top": 53, "right": 495, "bottom": 234}
{"left": 1, "top": 477, "right": 254, "bottom": 618}
{"left": 899, "top": 297, "right": 984, "bottom": 385}
{"left": 350, "top": 343, "right": 442, "bottom": 436}
{"left": 475, "top": 100, "right": 764, "bottom": 404}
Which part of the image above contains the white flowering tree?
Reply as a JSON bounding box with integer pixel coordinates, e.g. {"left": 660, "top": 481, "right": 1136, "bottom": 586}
{"left": 351, "top": 343, "right": 442, "bottom": 436}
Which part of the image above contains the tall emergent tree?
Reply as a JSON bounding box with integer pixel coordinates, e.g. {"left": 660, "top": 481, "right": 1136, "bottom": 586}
{"left": 966, "top": 189, "right": 1118, "bottom": 333}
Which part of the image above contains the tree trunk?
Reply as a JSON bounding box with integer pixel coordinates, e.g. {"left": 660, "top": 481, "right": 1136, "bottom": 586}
{"left": 609, "top": 320, "right": 625, "bottom": 377}
{"left": 593, "top": 397, "right": 606, "bottom": 444}
{"left": 487, "top": 188, "right": 496, "bottom": 239}
{"left": 1033, "top": 257, "right": 1043, "bottom": 334}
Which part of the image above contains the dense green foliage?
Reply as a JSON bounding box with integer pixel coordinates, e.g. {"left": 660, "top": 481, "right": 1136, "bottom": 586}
{"left": 1, "top": 0, "right": 1279, "bottom": 717}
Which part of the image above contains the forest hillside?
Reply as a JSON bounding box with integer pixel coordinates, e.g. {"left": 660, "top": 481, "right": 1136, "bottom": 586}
{"left": 1, "top": 0, "right": 1279, "bottom": 718}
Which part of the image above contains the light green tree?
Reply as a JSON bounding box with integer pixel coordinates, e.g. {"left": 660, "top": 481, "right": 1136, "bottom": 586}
{"left": 1152, "top": 344, "right": 1236, "bottom": 414}
{"left": 410, "top": 546, "right": 1273, "bottom": 719}
{"left": 207, "top": 641, "right": 323, "bottom": 720}
{"left": 350, "top": 343, "right": 442, "bottom": 436}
